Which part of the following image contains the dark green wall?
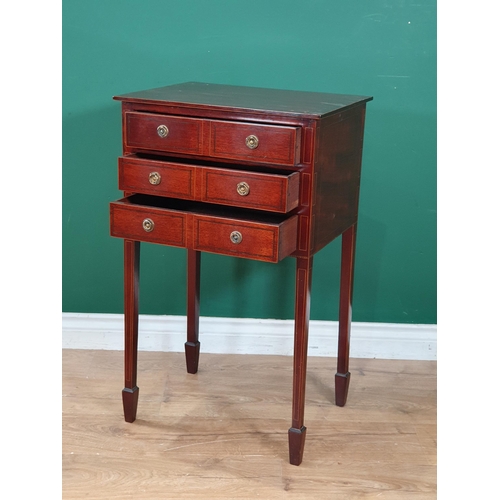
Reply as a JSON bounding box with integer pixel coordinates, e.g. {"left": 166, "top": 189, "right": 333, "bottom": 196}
{"left": 63, "top": 0, "right": 436, "bottom": 324}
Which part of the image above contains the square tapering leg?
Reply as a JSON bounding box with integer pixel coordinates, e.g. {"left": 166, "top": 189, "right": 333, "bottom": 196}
{"left": 288, "top": 426, "right": 307, "bottom": 466}
{"left": 334, "top": 372, "right": 351, "bottom": 407}
{"left": 122, "top": 386, "right": 139, "bottom": 422}
{"left": 336, "top": 224, "right": 357, "bottom": 406}
{"left": 185, "top": 249, "right": 201, "bottom": 373}
{"left": 185, "top": 341, "right": 201, "bottom": 374}
{"left": 123, "top": 240, "right": 140, "bottom": 422}
{"left": 289, "top": 257, "right": 313, "bottom": 465}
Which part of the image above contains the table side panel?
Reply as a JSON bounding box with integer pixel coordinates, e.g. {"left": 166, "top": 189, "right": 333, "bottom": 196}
{"left": 311, "top": 105, "right": 367, "bottom": 254}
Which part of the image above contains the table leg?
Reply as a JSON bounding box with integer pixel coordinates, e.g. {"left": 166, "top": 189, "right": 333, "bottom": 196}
{"left": 335, "top": 223, "right": 357, "bottom": 407}
{"left": 122, "top": 239, "right": 140, "bottom": 422}
{"left": 288, "top": 256, "right": 313, "bottom": 466}
{"left": 185, "top": 249, "right": 201, "bottom": 374}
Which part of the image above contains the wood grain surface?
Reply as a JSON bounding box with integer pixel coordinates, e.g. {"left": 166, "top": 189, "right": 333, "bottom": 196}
{"left": 63, "top": 350, "right": 436, "bottom": 499}
{"left": 113, "top": 82, "right": 372, "bottom": 119}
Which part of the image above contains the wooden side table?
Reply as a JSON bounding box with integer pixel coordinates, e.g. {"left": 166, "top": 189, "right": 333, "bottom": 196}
{"left": 109, "top": 82, "right": 372, "bottom": 465}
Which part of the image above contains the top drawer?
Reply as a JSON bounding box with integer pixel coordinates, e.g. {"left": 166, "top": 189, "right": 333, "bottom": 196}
{"left": 124, "top": 112, "right": 301, "bottom": 166}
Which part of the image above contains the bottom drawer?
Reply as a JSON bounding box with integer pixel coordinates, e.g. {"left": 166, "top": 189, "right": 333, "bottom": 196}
{"left": 110, "top": 194, "right": 298, "bottom": 263}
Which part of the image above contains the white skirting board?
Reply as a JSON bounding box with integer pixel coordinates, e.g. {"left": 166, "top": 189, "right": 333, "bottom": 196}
{"left": 62, "top": 313, "right": 436, "bottom": 361}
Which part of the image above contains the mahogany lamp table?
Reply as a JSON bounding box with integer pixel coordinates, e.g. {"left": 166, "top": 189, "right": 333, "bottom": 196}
{"left": 109, "top": 82, "right": 372, "bottom": 465}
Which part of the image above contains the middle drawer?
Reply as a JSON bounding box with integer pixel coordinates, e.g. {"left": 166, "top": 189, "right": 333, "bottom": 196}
{"left": 119, "top": 154, "right": 300, "bottom": 213}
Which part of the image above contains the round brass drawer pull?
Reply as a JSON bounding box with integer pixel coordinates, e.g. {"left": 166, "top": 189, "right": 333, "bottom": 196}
{"left": 142, "top": 218, "right": 155, "bottom": 232}
{"left": 236, "top": 181, "right": 250, "bottom": 196}
{"left": 230, "top": 231, "right": 243, "bottom": 244}
{"left": 245, "top": 134, "right": 259, "bottom": 149}
{"left": 157, "top": 124, "right": 169, "bottom": 138}
{"left": 149, "top": 172, "right": 162, "bottom": 185}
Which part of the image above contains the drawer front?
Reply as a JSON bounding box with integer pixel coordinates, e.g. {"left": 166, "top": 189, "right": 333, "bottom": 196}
{"left": 119, "top": 155, "right": 300, "bottom": 213}
{"left": 118, "top": 156, "right": 195, "bottom": 199}
{"left": 110, "top": 195, "right": 298, "bottom": 263}
{"left": 125, "top": 112, "right": 203, "bottom": 155}
{"left": 210, "top": 121, "right": 301, "bottom": 166}
{"left": 124, "top": 111, "right": 301, "bottom": 166}
{"left": 194, "top": 214, "right": 297, "bottom": 263}
{"left": 110, "top": 202, "right": 186, "bottom": 247}
{"left": 201, "top": 168, "right": 299, "bottom": 213}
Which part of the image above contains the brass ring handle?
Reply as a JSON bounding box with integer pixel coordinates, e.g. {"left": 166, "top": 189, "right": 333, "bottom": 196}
{"left": 157, "top": 124, "right": 169, "bottom": 138}
{"left": 236, "top": 181, "right": 250, "bottom": 196}
{"left": 142, "top": 218, "right": 155, "bottom": 232}
{"left": 149, "top": 172, "right": 162, "bottom": 185}
{"left": 245, "top": 134, "right": 259, "bottom": 149}
{"left": 230, "top": 231, "right": 243, "bottom": 244}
